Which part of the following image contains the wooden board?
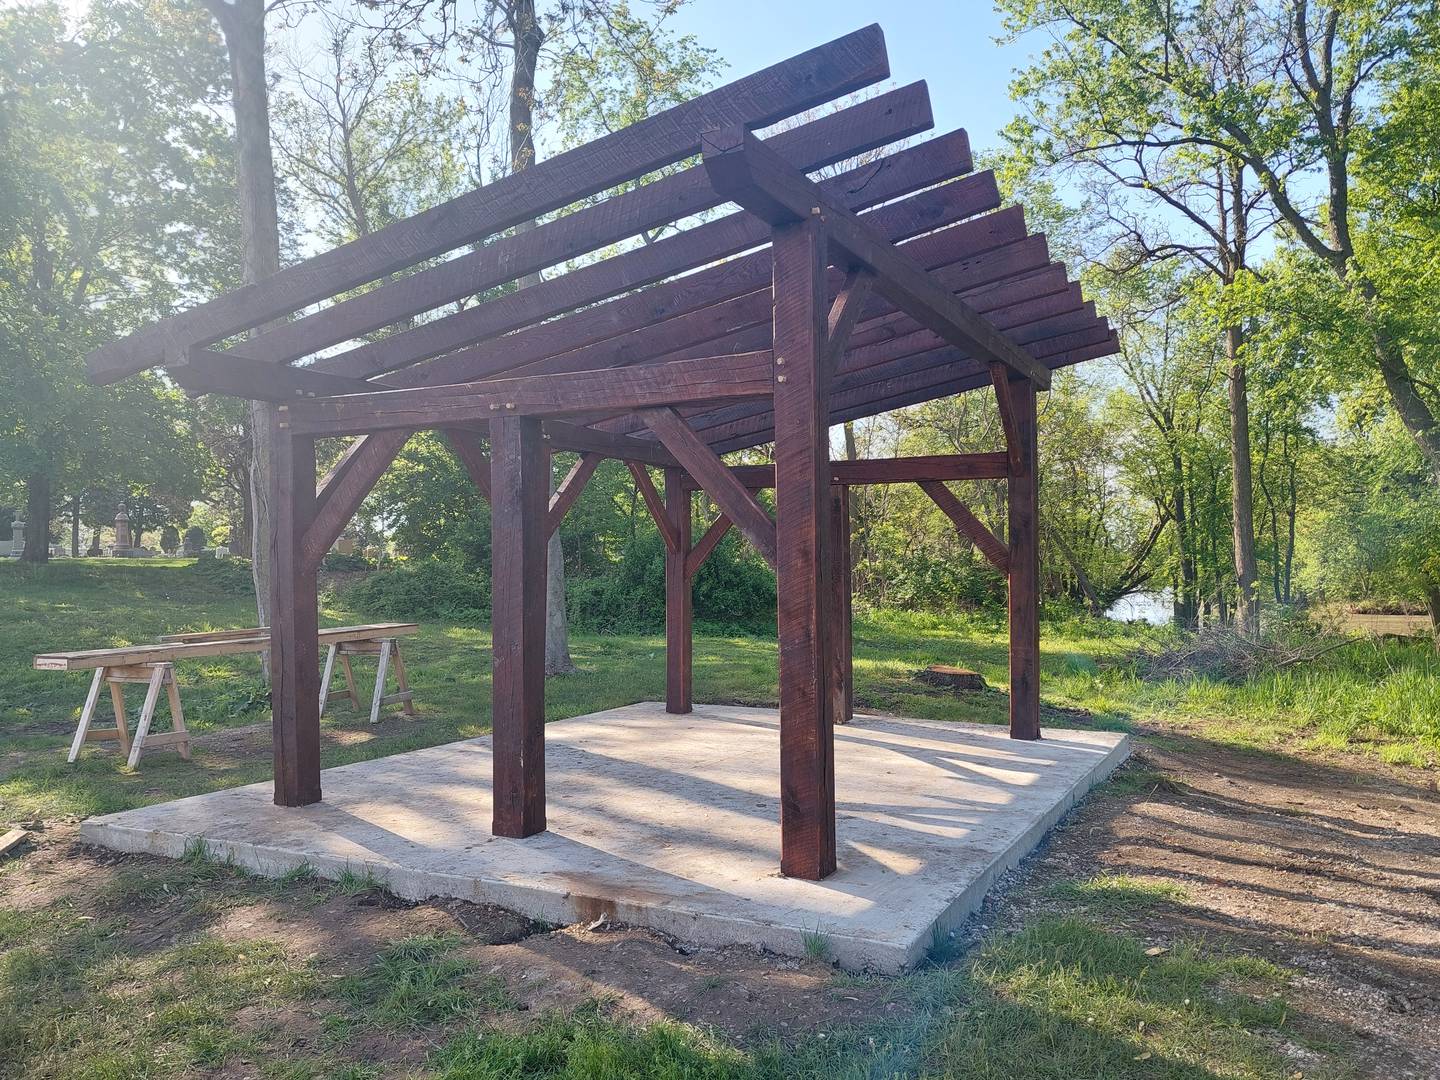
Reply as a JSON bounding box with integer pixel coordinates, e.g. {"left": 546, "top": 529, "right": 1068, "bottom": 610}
{"left": 36, "top": 623, "right": 419, "bottom": 671}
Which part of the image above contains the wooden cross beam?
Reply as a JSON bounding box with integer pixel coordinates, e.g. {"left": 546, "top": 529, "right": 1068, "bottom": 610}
{"left": 685, "top": 513, "right": 734, "bottom": 578}
{"left": 547, "top": 453, "right": 603, "bottom": 536}
{"left": 627, "top": 462, "right": 681, "bottom": 552}
{"left": 639, "top": 407, "right": 777, "bottom": 570}
{"left": 702, "top": 125, "right": 1052, "bottom": 389}
{"left": 171, "top": 347, "right": 370, "bottom": 401}
{"left": 678, "top": 453, "right": 1010, "bottom": 490}
{"left": 303, "top": 429, "right": 412, "bottom": 570}
{"left": 278, "top": 352, "right": 776, "bottom": 437}
{"left": 918, "top": 480, "right": 1009, "bottom": 572}
{"left": 87, "top": 25, "right": 891, "bottom": 383}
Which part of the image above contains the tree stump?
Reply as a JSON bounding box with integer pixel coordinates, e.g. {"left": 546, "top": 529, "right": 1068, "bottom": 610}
{"left": 916, "top": 664, "right": 987, "bottom": 691}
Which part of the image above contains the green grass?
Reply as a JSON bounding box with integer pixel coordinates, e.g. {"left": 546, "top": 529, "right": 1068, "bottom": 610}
{"left": 0, "top": 559, "right": 1413, "bottom": 1078}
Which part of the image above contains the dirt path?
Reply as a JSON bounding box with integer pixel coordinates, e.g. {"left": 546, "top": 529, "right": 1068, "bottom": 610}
{"left": 971, "top": 731, "right": 1440, "bottom": 1080}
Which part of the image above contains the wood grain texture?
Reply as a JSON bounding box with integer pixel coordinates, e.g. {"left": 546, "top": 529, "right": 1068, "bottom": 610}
{"left": 679, "top": 454, "right": 1010, "bottom": 491}
{"left": 269, "top": 423, "right": 321, "bottom": 806}
{"left": 442, "top": 430, "right": 494, "bottom": 499}
{"left": 1003, "top": 377, "right": 1041, "bottom": 741}
{"left": 918, "top": 480, "right": 1010, "bottom": 572}
{"left": 664, "top": 468, "right": 693, "bottom": 714}
{"left": 304, "top": 429, "right": 411, "bottom": 570}
{"left": 627, "top": 462, "right": 680, "bottom": 552}
{"left": 827, "top": 485, "right": 854, "bottom": 725}
{"left": 769, "top": 217, "right": 837, "bottom": 881}
{"left": 684, "top": 513, "right": 733, "bottom": 578}
{"left": 702, "top": 126, "right": 1052, "bottom": 388}
{"left": 547, "top": 453, "right": 602, "bottom": 536}
{"left": 283, "top": 352, "right": 775, "bottom": 437}
{"left": 384, "top": 133, "right": 984, "bottom": 390}
{"left": 489, "top": 415, "right": 548, "bottom": 836}
{"left": 640, "top": 407, "right": 777, "bottom": 571}
{"left": 87, "top": 25, "right": 891, "bottom": 383}
{"left": 232, "top": 84, "right": 933, "bottom": 369}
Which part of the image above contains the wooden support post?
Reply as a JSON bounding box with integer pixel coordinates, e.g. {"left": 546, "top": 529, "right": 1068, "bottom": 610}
{"left": 270, "top": 422, "right": 322, "bottom": 805}
{"left": 664, "top": 468, "right": 693, "bottom": 714}
{"left": 1003, "top": 377, "right": 1041, "bottom": 740}
{"left": 489, "top": 414, "right": 548, "bottom": 837}
{"left": 771, "top": 216, "right": 836, "bottom": 880}
{"left": 827, "top": 485, "right": 853, "bottom": 725}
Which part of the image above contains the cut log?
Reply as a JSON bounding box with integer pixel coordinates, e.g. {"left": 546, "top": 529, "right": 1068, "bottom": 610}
{"left": 916, "top": 665, "right": 987, "bottom": 691}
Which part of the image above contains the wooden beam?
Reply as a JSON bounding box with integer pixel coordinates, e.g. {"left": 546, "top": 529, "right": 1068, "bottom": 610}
{"left": 639, "top": 407, "right": 777, "bottom": 571}
{"left": 824, "top": 268, "right": 875, "bottom": 371}
{"left": 596, "top": 221, "right": 1051, "bottom": 439}
{"left": 626, "top": 461, "right": 680, "bottom": 552}
{"left": 490, "top": 415, "right": 548, "bottom": 836}
{"left": 827, "top": 485, "right": 854, "bottom": 725}
{"left": 542, "top": 422, "right": 678, "bottom": 468}
{"left": 681, "top": 453, "right": 1010, "bottom": 490}
{"left": 918, "top": 480, "right": 1010, "bottom": 572}
{"left": 303, "top": 429, "right": 411, "bottom": 570}
{"left": 87, "top": 25, "right": 891, "bottom": 383}
{"left": 281, "top": 352, "right": 776, "bottom": 437}
{"left": 226, "top": 84, "right": 933, "bottom": 369}
{"left": 443, "top": 429, "right": 493, "bottom": 499}
{"left": 770, "top": 215, "right": 837, "bottom": 880}
{"left": 664, "top": 468, "right": 693, "bottom": 714}
{"left": 547, "top": 453, "right": 602, "bottom": 536}
{"left": 1007, "top": 380, "right": 1041, "bottom": 741}
{"left": 385, "top": 134, "right": 989, "bottom": 390}
{"left": 685, "top": 513, "right": 733, "bottom": 579}
{"left": 170, "top": 347, "right": 370, "bottom": 401}
{"left": 702, "top": 125, "right": 1052, "bottom": 388}
{"left": 990, "top": 362, "right": 1024, "bottom": 473}
{"left": 269, "top": 421, "right": 321, "bottom": 807}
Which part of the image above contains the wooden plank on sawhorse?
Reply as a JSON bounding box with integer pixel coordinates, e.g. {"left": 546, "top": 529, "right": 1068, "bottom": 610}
{"left": 320, "top": 638, "right": 415, "bottom": 724}
{"left": 67, "top": 663, "right": 191, "bottom": 768}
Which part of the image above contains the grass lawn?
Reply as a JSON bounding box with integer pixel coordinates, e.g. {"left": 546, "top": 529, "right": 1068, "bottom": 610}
{"left": 2, "top": 558, "right": 1435, "bottom": 1078}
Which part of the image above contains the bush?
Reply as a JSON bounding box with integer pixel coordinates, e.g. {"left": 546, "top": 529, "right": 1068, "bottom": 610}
{"left": 321, "top": 550, "right": 374, "bottom": 572}
{"left": 345, "top": 560, "right": 490, "bottom": 624}
{"left": 183, "top": 525, "right": 207, "bottom": 554}
{"left": 159, "top": 525, "right": 180, "bottom": 555}
{"left": 567, "top": 531, "right": 777, "bottom": 634}
{"left": 188, "top": 552, "right": 254, "bottom": 596}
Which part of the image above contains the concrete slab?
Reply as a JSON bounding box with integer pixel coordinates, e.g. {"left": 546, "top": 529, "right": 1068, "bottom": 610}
{"left": 80, "top": 704, "right": 1129, "bottom": 972}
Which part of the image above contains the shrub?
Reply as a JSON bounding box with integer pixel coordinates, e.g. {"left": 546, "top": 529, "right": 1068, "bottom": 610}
{"left": 321, "top": 550, "right": 374, "bottom": 572}
{"left": 183, "top": 525, "right": 207, "bottom": 554}
{"left": 188, "top": 552, "right": 254, "bottom": 596}
{"left": 345, "top": 560, "right": 490, "bottom": 624}
{"left": 159, "top": 525, "right": 180, "bottom": 555}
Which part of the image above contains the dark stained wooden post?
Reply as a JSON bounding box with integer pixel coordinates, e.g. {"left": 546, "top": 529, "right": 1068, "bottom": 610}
{"left": 270, "top": 419, "right": 321, "bottom": 806}
{"left": 664, "top": 468, "right": 693, "bottom": 713}
{"left": 489, "top": 414, "right": 548, "bottom": 837}
{"left": 1006, "top": 378, "right": 1041, "bottom": 740}
{"left": 827, "top": 484, "right": 853, "bottom": 725}
{"left": 771, "top": 215, "right": 837, "bottom": 880}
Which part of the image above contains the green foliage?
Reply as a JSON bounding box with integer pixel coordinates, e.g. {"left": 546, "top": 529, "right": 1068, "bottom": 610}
{"left": 321, "top": 551, "right": 375, "bottom": 573}
{"left": 345, "top": 560, "right": 492, "bottom": 625}
{"left": 187, "top": 552, "right": 254, "bottom": 597}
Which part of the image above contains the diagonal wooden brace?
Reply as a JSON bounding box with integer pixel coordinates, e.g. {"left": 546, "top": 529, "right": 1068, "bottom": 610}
{"left": 919, "top": 480, "right": 1010, "bottom": 572}
{"left": 303, "top": 429, "right": 412, "bottom": 570}
{"left": 638, "top": 407, "right": 777, "bottom": 570}
{"left": 548, "top": 453, "right": 603, "bottom": 536}
{"left": 626, "top": 461, "right": 681, "bottom": 552}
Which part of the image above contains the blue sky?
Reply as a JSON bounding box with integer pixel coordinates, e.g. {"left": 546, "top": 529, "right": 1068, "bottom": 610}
{"left": 667, "top": 1, "right": 1039, "bottom": 156}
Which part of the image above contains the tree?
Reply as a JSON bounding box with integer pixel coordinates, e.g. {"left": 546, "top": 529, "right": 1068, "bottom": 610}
{"left": 200, "top": 0, "right": 288, "bottom": 669}
{"left": 998, "top": 0, "right": 1312, "bottom": 634}
{"left": 1000, "top": 0, "right": 1440, "bottom": 498}
{"left": 0, "top": 0, "right": 236, "bottom": 562}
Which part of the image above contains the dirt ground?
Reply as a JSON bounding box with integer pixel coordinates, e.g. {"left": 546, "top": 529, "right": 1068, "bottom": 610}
{"left": 4, "top": 728, "right": 1439, "bottom": 1076}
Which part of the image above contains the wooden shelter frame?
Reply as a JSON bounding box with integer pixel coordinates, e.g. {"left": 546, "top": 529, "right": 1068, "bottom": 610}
{"left": 86, "top": 25, "right": 1115, "bottom": 881}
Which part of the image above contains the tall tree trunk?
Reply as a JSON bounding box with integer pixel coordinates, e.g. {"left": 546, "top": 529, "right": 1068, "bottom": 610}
{"left": 20, "top": 472, "right": 50, "bottom": 564}
{"left": 501, "top": 0, "right": 573, "bottom": 674}
{"left": 70, "top": 496, "right": 80, "bottom": 557}
{"left": 1172, "top": 450, "right": 1198, "bottom": 629}
{"left": 1227, "top": 327, "right": 1259, "bottom": 637}
{"left": 205, "top": 0, "right": 281, "bottom": 670}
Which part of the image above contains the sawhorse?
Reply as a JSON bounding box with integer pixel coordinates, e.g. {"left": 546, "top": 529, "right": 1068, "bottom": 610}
{"left": 66, "top": 663, "right": 191, "bottom": 769}
{"left": 319, "top": 637, "right": 415, "bottom": 724}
